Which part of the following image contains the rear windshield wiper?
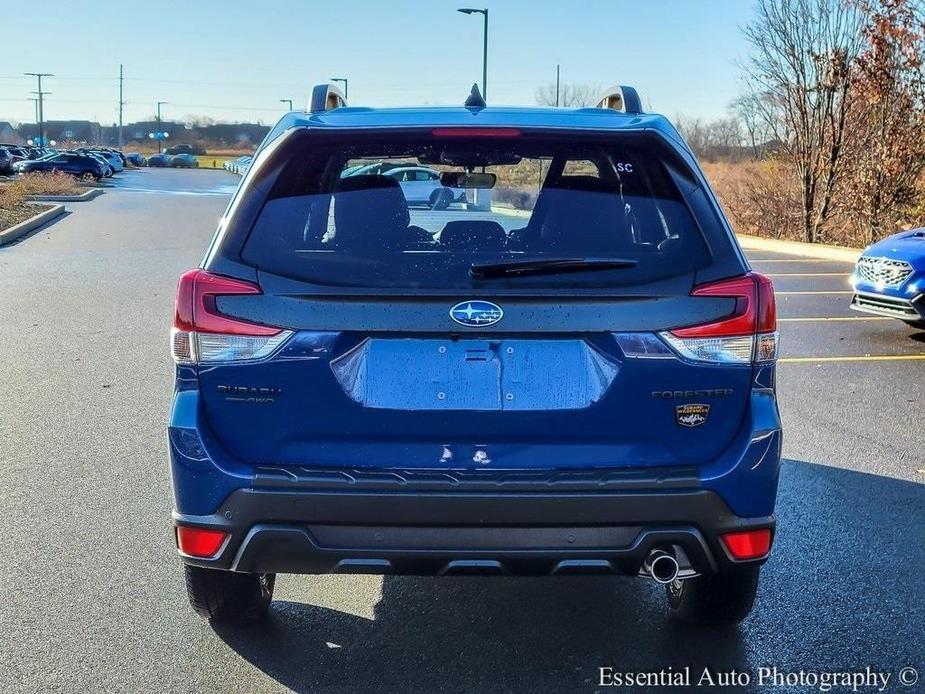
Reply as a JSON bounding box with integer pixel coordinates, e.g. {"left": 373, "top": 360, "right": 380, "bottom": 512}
{"left": 469, "top": 257, "right": 638, "bottom": 279}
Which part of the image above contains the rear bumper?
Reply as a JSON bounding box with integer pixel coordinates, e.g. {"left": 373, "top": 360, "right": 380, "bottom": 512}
{"left": 174, "top": 485, "right": 774, "bottom": 576}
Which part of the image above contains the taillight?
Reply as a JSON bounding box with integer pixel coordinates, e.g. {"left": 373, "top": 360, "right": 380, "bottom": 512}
{"left": 721, "top": 528, "right": 772, "bottom": 560}
{"left": 176, "top": 526, "right": 228, "bottom": 558}
{"left": 659, "top": 273, "right": 778, "bottom": 364}
{"left": 170, "top": 269, "right": 292, "bottom": 364}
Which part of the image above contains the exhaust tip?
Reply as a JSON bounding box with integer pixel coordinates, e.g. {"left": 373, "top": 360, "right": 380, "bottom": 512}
{"left": 644, "top": 549, "right": 680, "bottom": 584}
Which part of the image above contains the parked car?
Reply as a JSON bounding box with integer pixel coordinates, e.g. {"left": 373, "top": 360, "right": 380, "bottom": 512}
{"left": 125, "top": 152, "right": 147, "bottom": 167}
{"left": 167, "top": 143, "right": 206, "bottom": 156}
{"left": 78, "top": 149, "right": 123, "bottom": 173}
{"left": 851, "top": 229, "right": 925, "bottom": 328}
{"left": 383, "top": 166, "right": 467, "bottom": 208}
{"left": 170, "top": 153, "right": 199, "bottom": 168}
{"left": 0, "top": 147, "right": 13, "bottom": 175}
{"left": 147, "top": 153, "right": 172, "bottom": 167}
{"left": 168, "top": 84, "right": 781, "bottom": 626}
{"left": 225, "top": 155, "right": 252, "bottom": 174}
{"left": 85, "top": 153, "right": 114, "bottom": 177}
{"left": 13, "top": 152, "right": 106, "bottom": 180}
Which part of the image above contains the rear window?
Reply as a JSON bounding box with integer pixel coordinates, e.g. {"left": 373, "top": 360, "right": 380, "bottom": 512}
{"left": 241, "top": 132, "right": 714, "bottom": 289}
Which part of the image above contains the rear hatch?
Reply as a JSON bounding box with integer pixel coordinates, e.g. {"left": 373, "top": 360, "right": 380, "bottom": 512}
{"left": 176, "top": 127, "right": 768, "bottom": 471}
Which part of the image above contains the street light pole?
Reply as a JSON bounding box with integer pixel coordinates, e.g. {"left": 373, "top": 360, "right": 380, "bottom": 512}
{"left": 156, "top": 101, "right": 167, "bottom": 153}
{"left": 25, "top": 72, "right": 53, "bottom": 145}
{"left": 556, "top": 64, "right": 560, "bottom": 107}
{"left": 330, "top": 78, "right": 348, "bottom": 100}
{"left": 280, "top": 98, "right": 293, "bottom": 111}
{"left": 457, "top": 8, "right": 488, "bottom": 100}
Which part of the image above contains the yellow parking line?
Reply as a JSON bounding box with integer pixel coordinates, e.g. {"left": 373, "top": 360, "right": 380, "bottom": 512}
{"left": 780, "top": 354, "right": 925, "bottom": 363}
{"left": 766, "top": 272, "right": 849, "bottom": 277}
{"left": 775, "top": 290, "right": 855, "bottom": 295}
{"left": 751, "top": 258, "right": 854, "bottom": 263}
{"left": 778, "top": 316, "right": 891, "bottom": 322}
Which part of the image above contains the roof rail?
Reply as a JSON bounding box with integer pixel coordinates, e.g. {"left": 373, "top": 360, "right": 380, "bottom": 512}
{"left": 309, "top": 83, "right": 347, "bottom": 113}
{"left": 596, "top": 85, "right": 643, "bottom": 115}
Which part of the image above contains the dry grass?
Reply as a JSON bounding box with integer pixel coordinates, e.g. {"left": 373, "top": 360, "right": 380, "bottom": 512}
{"left": 6, "top": 171, "right": 86, "bottom": 196}
{"left": 0, "top": 184, "right": 37, "bottom": 232}
{"left": 0, "top": 172, "right": 83, "bottom": 232}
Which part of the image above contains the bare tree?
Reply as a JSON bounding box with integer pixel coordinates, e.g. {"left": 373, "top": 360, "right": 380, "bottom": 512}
{"left": 845, "top": 0, "right": 925, "bottom": 243}
{"left": 731, "top": 92, "right": 775, "bottom": 159}
{"left": 535, "top": 82, "right": 600, "bottom": 108}
{"left": 741, "top": 0, "right": 865, "bottom": 242}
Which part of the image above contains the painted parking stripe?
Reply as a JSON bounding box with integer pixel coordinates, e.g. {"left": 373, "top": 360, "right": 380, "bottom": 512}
{"left": 775, "top": 290, "right": 855, "bottom": 295}
{"left": 780, "top": 354, "right": 925, "bottom": 363}
{"left": 778, "top": 316, "right": 887, "bottom": 323}
{"left": 765, "top": 272, "right": 849, "bottom": 277}
{"left": 750, "top": 258, "right": 855, "bottom": 263}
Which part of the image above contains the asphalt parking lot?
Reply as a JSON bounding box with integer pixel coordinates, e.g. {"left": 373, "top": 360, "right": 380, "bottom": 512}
{"left": 1, "top": 168, "right": 923, "bottom": 693}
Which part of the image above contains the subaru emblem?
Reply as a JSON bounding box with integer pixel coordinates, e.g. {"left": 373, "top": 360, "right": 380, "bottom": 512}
{"left": 449, "top": 300, "right": 503, "bottom": 327}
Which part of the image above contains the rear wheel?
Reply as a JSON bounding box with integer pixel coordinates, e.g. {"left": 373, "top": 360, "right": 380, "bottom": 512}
{"left": 183, "top": 565, "right": 275, "bottom": 622}
{"left": 902, "top": 319, "right": 925, "bottom": 330}
{"left": 79, "top": 171, "right": 97, "bottom": 182}
{"left": 666, "top": 566, "right": 760, "bottom": 625}
{"left": 429, "top": 187, "right": 454, "bottom": 210}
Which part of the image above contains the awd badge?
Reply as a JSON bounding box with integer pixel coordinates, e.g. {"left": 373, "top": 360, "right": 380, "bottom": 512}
{"left": 676, "top": 403, "right": 710, "bottom": 428}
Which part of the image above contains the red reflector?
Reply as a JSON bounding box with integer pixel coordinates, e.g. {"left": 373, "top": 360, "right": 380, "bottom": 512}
{"left": 174, "top": 269, "right": 279, "bottom": 336}
{"left": 721, "top": 529, "right": 772, "bottom": 560}
{"left": 431, "top": 127, "right": 521, "bottom": 137}
{"left": 176, "top": 527, "right": 228, "bottom": 558}
{"left": 671, "top": 272, "right": 777, "bottom": 338}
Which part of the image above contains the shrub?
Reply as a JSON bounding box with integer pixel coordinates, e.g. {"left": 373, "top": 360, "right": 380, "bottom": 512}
{"left": 13, "top": 171, "right": 84, "bottom": 196}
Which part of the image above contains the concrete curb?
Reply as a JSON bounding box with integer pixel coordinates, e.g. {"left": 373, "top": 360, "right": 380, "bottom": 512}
{"left": 26, "top": 188, "right": 103, "bottom": 203}
{"left": 0, "top": 204, "right": 66, "bottom": 246}
{"left": 736, "top": 233, "right": 861, "bottom": 263}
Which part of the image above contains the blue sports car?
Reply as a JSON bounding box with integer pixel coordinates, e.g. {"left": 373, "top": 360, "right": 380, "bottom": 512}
{"left": 851, "top": 228, "right": 925, "bottom": 327}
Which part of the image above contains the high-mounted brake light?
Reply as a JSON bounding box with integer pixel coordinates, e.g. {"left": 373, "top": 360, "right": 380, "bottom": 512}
{"left": 170, "top": 269, "right": 292, "bottom": 364}
{"left": 659, "top": 273, "right": 778, "bottom": 364}
{"left": 431, "top": 127, "right": 521, "bottom": 138}
{"left": 176, "top": 526, "right": 228, "bottom": 558}
{"left": 721, "top": 529, "right": 772, "bottom": 560}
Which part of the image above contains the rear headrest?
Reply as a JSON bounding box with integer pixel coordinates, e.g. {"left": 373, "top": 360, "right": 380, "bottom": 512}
{"left": 333, "top": 174, "right": 410, "bottom": 247}
{"left": 547, "top": 175, "right": 616, "bottom": 193}
{"left": 335, "top": 174, "right": 402, "bottom": 193}
{"left": 439, "top": 220, "right": 507, "bottom": 251}
{"left": 540, "top": 184, "right": 630, "bottom": 253}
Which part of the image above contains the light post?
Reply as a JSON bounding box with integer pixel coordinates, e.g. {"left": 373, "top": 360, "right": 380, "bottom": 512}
{"left": 280, "top": 98, "right": 293, "bottom": 111}
{"left": 156, "top": 101, "right": 167, "bottom": 153}
{"left": 330, "top": 78, "right": 348, "bottom": 100}
{"left": 457, "top": 8, "right": 488, "bottom": 99}
{"left": 25, "top": 72, "right": 53, "bottom": 145}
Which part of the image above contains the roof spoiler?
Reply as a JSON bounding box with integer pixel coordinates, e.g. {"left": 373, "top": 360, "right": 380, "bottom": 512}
{"left": 596, "top": 85, "right": 643, "bottom": 115}
{"left": 309, "top": 83, "right": 347, "bottom": 113}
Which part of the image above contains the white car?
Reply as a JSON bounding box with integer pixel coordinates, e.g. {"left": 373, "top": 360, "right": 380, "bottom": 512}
{"left": 382, "top": 166, "right": 467, "bottom": 208}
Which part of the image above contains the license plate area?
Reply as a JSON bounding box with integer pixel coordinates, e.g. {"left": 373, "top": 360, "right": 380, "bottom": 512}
{"left": 330, "top": 338, "right": 619, "bottom": 411}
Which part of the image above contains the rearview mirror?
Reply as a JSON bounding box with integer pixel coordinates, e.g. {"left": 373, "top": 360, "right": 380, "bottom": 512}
{"left": 440, "top": 172, "right": 496, "bottom": 189}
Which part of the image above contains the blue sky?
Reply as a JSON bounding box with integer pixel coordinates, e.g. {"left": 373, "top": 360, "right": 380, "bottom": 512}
{"left": 0, "top": 0, "right": 755, "bottom": 126}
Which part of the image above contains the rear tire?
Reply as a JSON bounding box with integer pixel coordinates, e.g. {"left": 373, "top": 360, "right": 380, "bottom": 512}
{"left": 429, "top": 187, "right": 454, "bottom": 210}
{"left": 666, "top": 566, "right": 760, "bottom": 625}
{"left": 183, "top": 565, "right": 275, "bottom": 622}
{"left": 902, "top": 319, "right": 925, "bottom": 330}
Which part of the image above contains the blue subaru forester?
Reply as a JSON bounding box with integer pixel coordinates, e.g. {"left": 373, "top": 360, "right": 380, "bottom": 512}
{"left": 169, "top": 84, "right": 781, "bottom": 625}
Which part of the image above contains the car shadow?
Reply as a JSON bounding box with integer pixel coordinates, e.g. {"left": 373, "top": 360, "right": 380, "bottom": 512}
{"left": 212, "top": 460, "right": 925, "bottom": 694}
